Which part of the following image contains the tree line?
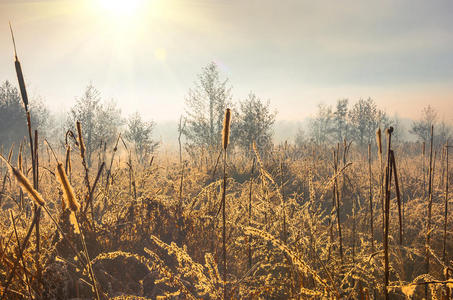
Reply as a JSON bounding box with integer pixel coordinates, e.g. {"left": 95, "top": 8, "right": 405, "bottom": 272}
{"left": 0, "top": 81, "right": 157, "bottom": 167}
{"left": 296, "top": 98, "right": 452, "bottom": 148}
{"left": 1, "top": 62, "right": 452, "bottom": 162}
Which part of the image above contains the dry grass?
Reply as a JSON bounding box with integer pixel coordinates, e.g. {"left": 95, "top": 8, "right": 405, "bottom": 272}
{"left": 1, "top": 136, "right": 452, "bottom": 299}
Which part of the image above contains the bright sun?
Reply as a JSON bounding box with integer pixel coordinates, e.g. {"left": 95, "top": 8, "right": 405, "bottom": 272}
{"left": 98, "top": 0, "right": 145, "bottom": 17}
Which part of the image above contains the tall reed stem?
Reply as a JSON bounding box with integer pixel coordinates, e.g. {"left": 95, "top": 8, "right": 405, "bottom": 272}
{"left": 425, "top": 125, "right": 434, "bottom": 299}
{"left": 383, "top": 127, "right": 393, "bottom": 300}
{"left": 368, "top": 143, "right": 374, "bottom": 250}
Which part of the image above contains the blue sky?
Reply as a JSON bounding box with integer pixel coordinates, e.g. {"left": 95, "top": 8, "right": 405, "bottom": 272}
{"left": 1, "top": 0, "right": 452, "bottom": 122}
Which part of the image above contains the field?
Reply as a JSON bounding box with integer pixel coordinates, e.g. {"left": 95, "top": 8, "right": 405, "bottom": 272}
{"left": 1, "top": 3, "right": 453, "bottom": 298}
{"left": 0, "top": 126, "right": 452, "bottom": 299}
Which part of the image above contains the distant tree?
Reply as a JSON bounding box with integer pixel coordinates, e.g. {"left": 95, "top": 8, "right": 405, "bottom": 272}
{"left": 333, "top": 99, "right": 350, "bottom": 143}
{"left": 232, "top": 93, "right": 276, "bottom": 154}
{"left": 67, "top": 84, "right": 123, "bottom": 167}
{"left": 437, "top": 120, "right": 452, "bottom": 146}
{"left": 182, "top": 62, "right": 232, "bottom": 154}
{"left": 410, "top": 105, "right": 438, "bottom": 143}
{"left": 387, "top": 114, "right": 405, "bottom": 143}
{"left": 308, "top": 104, "right": 334, "bottom": 144}
{"left": 125, "top": 112, "right": 159, "bottom": 163}
{"left": 348, "top": 98, "right": 387, "bottom": 147}
{"left": 0, "top": 80, "right": 49, "bottom": 149}
{"left": 295, "top": 127, "right": 306, "bottom": 147}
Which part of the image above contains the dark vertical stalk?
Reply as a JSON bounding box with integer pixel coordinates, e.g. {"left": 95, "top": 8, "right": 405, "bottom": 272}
{"left": 443, "top": 143, "right": 450, "bottom": 298}
{"left": 376, "top": 128, "right": 385, "bottom": 240}
{"left": 425, "top": 125, "right": 434, "bottom": 299}
{"left": 105, "top": 134, "right": 121, "bottom": 189}
{"left": 383, "top": 127, "right": 393, "bottom": 300}
{"left": 280, "top": 160, "right": 287, "bottom": 243}
{"left": 33, "top": 130, "right": 41, "bottom": 284}
{"left": 221, "top": 108, "right": 230, "bottom": 299}
{"left": 333, "top": 147, "right": 343, "bottom": 264}
{"left": 443, "top": 143, "right": 449, "bottom": 263}
{"left": 222, "top": 149, "right": 227, "bottom": 299}
{"left": 390, "top": 150, "right": 403, "bottom": 245}
{"left": 423, "top": 141, "right": 426, "bottom": 197}
{"left": 248, "top": 156, "right": 255, "bottom": 269}
{"left": 368, "top": 143, "right": 374, "bottom": 250}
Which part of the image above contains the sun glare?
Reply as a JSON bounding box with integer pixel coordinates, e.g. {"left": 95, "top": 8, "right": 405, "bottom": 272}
{"left": 98, "top": 0, "right": 145, "bottom": 17}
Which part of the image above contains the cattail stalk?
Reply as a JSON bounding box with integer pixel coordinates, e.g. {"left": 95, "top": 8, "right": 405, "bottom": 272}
{"left": 248, "top": 156, "right": 255, "bottom": 269}
{"left": 221, "top": 108, "right": 231, "bottom": 299}
{"left": 84, "top": 162, "right": 105, "bottom": 216}
{"left": 333, "top": 147, "right": 343, "bottom": 263}
{"left": 390, "top": 150, "right": 403, "bottom": 244}
{"left": 18, "top": 142, "right": 24, "bottom": 209}
{"left": 443, "top": 143, "right": 449, "bottom": 264}
{"left": 368, "top": 143, "right": 374, "bottom": 250}
{"left": 106, "top": 134, "right": 121, "bottom": 189}
{"left": 443, "top": 143, "right": 450, "bottom": 298}
{"left": 425, "top": 125, "right": 434, "bottom": 299}
{"left": 383, "top": 127, "right": 393, "bottom": 300}
{"left": 376, "top": 128, "right": 385, "bottom": 239}
{"left": 76, "top": 121, "right": 92, "bottom": 221}
{"left": 423, "top": 141, "right": 426, "bottom": 196}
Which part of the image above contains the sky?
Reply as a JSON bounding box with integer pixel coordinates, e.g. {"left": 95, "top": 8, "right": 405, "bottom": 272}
{"left": 0, "top": 0, "right": 453, "bottom": 123}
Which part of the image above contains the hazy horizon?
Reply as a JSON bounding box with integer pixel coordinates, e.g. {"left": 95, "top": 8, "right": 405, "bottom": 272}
{"left": 1, "top": 0, "right": 453, "bottom": 123}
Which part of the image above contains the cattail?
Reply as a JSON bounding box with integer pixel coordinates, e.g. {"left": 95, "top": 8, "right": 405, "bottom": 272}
{"left": 65, "top": 145, "right": 72, "bottom": 175}
{"left": 222, "top": 108, "right": 231, "bottom": 150}
{"left": 2, "top": 158, "right": 45, "bottom": 207}
{"left": 76, "top": 121, "right": 85, "bottom": 156}
{"left": 376, "top": 128, "right": 382, "bottom": 158}
{"left": 9, "top": 22, "right": 29, "bottom": 112}
{"left": 18, "top": 144, "right": 23, "bottom": 171}
{"left": 220, "top": 107, "right": 231, "bottom": 299}
{"left": 56, "top": 163, "right": 79, "bottom": 212}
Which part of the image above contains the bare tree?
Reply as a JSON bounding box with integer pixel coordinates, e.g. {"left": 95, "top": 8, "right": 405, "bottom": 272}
{"left": 232, "top": 92, "right": 276, "bottom": 155}
{"left": 348, "top": 98, "right": 388, "bottom": 147}
{"left": 410, "top": 105, "right": 438, "bottom": 143}
{"left": 182, "top": 62, "right": 232, "bottom": 156}
{"left": 308, "top": 104, "right": 334, "bottom": 145}
{"left": 125, "top": 112, "right": 159, "bottom": 164}
{"left": 333, "top": 99, "right": 350, "bottom": 143}
{"left": 67, "top": 84, "right": 123, "bottom": 166}
{"left": 0, "top": 80, "right": 49, "bottom": 149}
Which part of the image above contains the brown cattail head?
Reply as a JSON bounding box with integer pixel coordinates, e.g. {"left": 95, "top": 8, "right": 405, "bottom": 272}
{"left": 56, "top": 163, "right": 80, "bottom": 212}
{"left": 76, "top": 121, "right": 85, "bottom": 156}
{"left": 222, "top": 108, "right": 231, "bottom": 150}
{"left": 386, "top": 126, "right": 394, "bottom": 135}
{"left": 9, "top": 22, "right": 29, "bottom": 111}
{"left": 18, "top": 142, "right": 23, "bottom": 170}
{"left": 65, "top": 145, "right": 72, "bottom": 174}
{"left": 6, "top": 163, "right": 45, "bottom": 207}
{"left": 376, "top": 128, "right": 382, "bottom": 154}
